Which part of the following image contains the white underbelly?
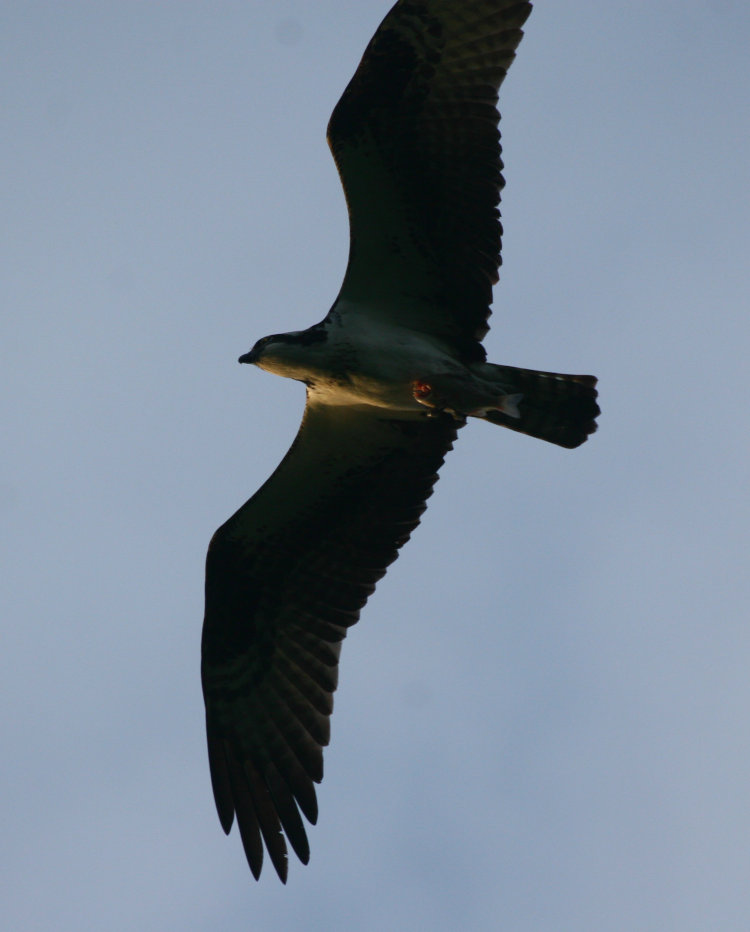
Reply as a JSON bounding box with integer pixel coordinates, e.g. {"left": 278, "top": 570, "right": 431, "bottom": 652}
{"left": 315, "top": 320, "right": 461, "bottom": 412}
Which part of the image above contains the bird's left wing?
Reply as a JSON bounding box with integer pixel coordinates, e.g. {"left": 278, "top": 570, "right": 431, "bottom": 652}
{"left": 201, "top": 400, "right": 459, "bottom": 881}
{"left": 327, "top": 0, "right": 533, "bottom": 360}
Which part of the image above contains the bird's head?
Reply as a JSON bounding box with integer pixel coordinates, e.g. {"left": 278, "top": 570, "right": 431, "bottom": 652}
{"left": 238, "top": 333, "right": 284, "bottom": 366}
{"left": 238, "top": 327, "right": 327, "bottom": 380}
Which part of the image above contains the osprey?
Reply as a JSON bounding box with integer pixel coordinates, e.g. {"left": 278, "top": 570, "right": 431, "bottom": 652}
{"left": 202, "top": 0, "right": 598, "bottom": 882}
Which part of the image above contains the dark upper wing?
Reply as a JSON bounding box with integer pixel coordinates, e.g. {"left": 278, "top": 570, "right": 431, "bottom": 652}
{"left": 327, "top": 0, "right": 533, "bottom": 360}
{"left": 201, "top": 400, "right": 460, "bottom": 881}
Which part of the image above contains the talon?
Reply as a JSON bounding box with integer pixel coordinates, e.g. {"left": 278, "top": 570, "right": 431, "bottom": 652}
{"left": 412, "top": 379, "right": 442, "bottom": 409}
{"left": 412, "top": 379, "right": 433, "bottom": 402}
{"left": 411, "top": 379, "right": 465, "bottom": 419}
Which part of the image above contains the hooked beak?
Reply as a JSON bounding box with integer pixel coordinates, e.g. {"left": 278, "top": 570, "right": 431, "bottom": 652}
{"left": 238, "top": 350, "right": 257, "bottom": 364}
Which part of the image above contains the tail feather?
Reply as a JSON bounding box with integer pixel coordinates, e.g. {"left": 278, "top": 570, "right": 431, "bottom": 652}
{"left": 480, "top": 364, "right": 599, "bottom": 449}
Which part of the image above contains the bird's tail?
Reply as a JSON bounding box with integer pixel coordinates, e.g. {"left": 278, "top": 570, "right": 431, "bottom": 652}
{"left": 478, "top": 364, "right": 600, "bottom": 449}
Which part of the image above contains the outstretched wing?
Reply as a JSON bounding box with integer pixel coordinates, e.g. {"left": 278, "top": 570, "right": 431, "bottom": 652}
{"left": 201, "top": 401, "right": 460, "bottom": 881}
{"left": 327, "top": 0, "right": 533, "bottom": 360}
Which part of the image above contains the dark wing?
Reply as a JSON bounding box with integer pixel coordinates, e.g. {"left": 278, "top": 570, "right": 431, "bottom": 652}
{"left": 202, "top": 400, "right": 460, "bottom": 881}
{"left": 327, "top": 0, "right": 533, "bottom": 361}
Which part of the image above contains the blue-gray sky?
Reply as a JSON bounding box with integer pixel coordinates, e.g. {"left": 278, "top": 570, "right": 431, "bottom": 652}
{"left": 3, "top": 2, "right": 750, "bottom": 929}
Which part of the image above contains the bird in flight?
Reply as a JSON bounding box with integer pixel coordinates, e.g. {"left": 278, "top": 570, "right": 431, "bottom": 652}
{"left": 201, "top": 0, "right": 598, "bottom": 882}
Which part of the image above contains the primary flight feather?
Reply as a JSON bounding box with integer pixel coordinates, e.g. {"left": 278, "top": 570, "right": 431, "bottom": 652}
{"left": 201, "top": 0, "right": 599, "bottom": 882}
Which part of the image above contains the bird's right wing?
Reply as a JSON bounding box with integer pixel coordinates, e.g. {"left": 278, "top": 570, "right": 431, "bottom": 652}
{"left": 201, "top": 399, "right": 459, "bottom": 881}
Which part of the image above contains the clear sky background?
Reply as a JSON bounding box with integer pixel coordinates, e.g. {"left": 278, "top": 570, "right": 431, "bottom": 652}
{"left": 3, "top": 1, "right": 749, "bottom": 929}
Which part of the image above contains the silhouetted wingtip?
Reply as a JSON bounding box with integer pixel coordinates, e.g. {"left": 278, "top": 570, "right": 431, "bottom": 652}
{"left": 268, "top": 848, "right": 289, "bottom": 884}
